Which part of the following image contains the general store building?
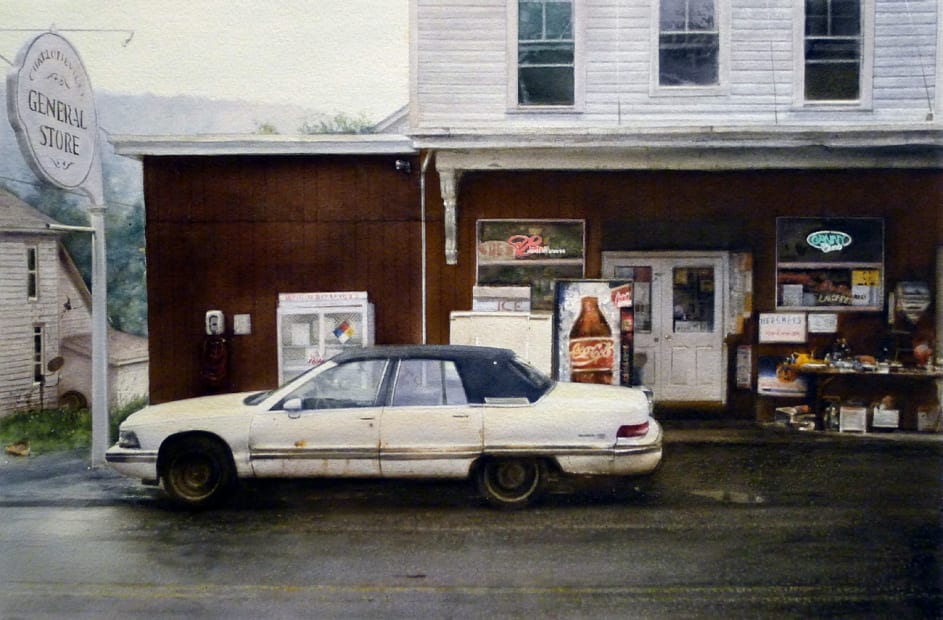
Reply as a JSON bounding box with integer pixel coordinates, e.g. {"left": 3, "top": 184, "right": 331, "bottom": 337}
{"left": 113, "top": 0, "right": 943, "bottom": 426}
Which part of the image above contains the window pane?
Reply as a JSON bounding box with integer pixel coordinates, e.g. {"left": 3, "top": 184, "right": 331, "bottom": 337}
{"left": 831, "top": 0, "right": 860, "bottom": 35}
{"left": 443, "top": 362, "right": 468, "bottom": 405}
{"left": 660, "top": 0, "right": 687, "bottom": 30}
{"left": 283, "top": 360, "right": 386, "bottom": 409}
{"left": 672, "top": 267, "right": 715, "bottom": 333}
{"left": 805, "top": 0, "right": 828, "bottom": 34}
{"left": 805, "top": 38, "right": 860, "bottom": 61}
{"left": 661, "top": 0, "right": 715, "bottom": 31}
{"left": 519, "top": 66, "right": 574, "bottom": 105}
{"left": 659, "top": 33, "right": 719, "bottom": 85}
{"left": 519, "top": 42, "right": 574, "bottom": 65}
{"left": 805, "top": 63, "right": 860, "bottom": 100}
{"left": 689, "top": 0, "right": 715, "bottom": 30}
{"left": 393, "top": 360, "right": 443, "bottom": 406}
{"left": 518, "top": 2, "right": 543, "bottom": 40}
{"left": 544, "top": 3, "right": 572, "bottom": 39}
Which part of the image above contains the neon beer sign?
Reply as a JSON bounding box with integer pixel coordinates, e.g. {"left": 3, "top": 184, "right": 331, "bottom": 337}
{"left": 806, "top": 230, "right": 852, "bottom": 254}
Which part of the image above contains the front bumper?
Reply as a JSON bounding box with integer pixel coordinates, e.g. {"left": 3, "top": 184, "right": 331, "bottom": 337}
{"left": 104, "top": 446, "right": 158, "bottom": 481}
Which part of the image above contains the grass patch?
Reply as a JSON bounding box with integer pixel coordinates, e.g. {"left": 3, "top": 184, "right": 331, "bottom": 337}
{"left": 1, "top": 396, "right": 148, "bottom": 456}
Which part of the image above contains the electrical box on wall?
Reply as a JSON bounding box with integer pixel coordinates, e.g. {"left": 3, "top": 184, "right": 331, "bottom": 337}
{"left": 233, "top": 314, "right": 252, "bottom": 335}
{"left": 205, "top": 310, "right": 224, "bottom": 335}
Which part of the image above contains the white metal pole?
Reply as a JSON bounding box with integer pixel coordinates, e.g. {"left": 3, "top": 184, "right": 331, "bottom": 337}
{"left": 89, "top": 204, "right": 109, "bottom": 466}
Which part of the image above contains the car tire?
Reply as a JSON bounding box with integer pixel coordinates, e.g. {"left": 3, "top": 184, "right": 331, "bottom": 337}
{"left": 160, "top": 436, "right": 235, "bottom": 508}
{"left": 476, "top": 457, "right": 545, "bottom": 509}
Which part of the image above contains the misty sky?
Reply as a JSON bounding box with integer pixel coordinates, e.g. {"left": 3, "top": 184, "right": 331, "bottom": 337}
{"left": 0, "top": 1, "right": 409, "bottom": 121}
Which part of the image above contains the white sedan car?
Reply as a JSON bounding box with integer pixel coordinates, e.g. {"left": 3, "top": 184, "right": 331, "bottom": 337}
{"left": 107, "top": 345, "right": 662, "bottom": 509}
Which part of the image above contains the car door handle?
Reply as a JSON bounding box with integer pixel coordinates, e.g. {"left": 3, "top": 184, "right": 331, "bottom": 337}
{"left": 359, "top": 416, "right": 376, "bottom": 421}
{"left": 452, "top": 414, "right": 470, "bottom": 419}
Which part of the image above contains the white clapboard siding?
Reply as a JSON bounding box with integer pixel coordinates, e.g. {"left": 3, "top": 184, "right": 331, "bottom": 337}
{"left": 0, "top": 236, "right": 61, "bottom": 414}
{"left": 413, "top": 0, "right": 939, "bottom": 130}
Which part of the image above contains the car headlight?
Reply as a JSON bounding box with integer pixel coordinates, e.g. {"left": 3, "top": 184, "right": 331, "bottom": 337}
{"left": 118, "top": 430, "right": 141, "bottom": 449}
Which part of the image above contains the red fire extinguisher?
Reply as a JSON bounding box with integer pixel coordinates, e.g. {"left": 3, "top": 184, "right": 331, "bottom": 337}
{"left": 200, "top": 310, "right": 229, "bottom": 391}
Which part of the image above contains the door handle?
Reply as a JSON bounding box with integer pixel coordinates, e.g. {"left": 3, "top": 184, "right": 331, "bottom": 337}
{"left": 359, "top": 416, "right": 376, "bottom": 421}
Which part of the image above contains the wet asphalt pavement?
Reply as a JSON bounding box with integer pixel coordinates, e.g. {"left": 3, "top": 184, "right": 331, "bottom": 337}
{"left": 1, "top": 422, "right": 941, "bottom": 619}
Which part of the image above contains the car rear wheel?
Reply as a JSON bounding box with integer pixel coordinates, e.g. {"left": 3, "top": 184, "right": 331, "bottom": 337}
{"left": 160, "top": 436, "right": 235, "bottom": 508}
{"left": 476, "top": 457, "right": 545, "bottom": 509}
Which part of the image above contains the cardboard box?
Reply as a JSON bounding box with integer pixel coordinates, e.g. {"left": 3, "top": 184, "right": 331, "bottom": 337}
{"left": 871, "top": 408, "right": 899, "bottom": 430}
{"left": 839, "top": 405, "right": 867, "bottom": 433}
{"left": 917, "top": 406, "right": 942, "bottom": 433}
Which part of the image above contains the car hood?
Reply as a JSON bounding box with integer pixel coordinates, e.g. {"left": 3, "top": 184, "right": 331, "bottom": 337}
{"left": 123, "top": 392, "right": 258, "bottom": 427}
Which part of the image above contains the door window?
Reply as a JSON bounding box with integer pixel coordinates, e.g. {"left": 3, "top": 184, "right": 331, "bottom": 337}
{"left": 279, "top": 360, "right": 387, "bottom": 410}
{"left": 392, "top": 360, "right": 468, "bottom": 407}
{"left": 672, "top": 267, "right": 715, "bottom": 333}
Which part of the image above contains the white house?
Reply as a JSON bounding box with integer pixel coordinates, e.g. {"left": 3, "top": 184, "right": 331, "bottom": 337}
{"left": 0, "top": 188, "right": 148, "bottom": 416}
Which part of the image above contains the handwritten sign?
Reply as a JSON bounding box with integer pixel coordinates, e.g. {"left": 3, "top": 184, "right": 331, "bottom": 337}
{"left": 758, "top": 313, "right": 807, "bottom": 343}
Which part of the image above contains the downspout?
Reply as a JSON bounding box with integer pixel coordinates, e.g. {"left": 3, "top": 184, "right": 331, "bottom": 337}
{"left": 420, "top": 150, "right": 435, "bottom": 344}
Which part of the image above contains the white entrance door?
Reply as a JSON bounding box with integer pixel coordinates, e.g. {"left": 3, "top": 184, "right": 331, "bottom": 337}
{"left": 602, "top": 252, "right": 727, "bottom": 403}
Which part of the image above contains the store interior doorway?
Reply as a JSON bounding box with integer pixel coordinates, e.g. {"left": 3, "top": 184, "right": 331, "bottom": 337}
{"left": 602, "top": 252, "right": 728, "bottom": 404}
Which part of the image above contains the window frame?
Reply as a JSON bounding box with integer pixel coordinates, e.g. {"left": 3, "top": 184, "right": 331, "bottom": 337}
{"left": 27, "top": 245, "right": 38, "bottom": 301}
{"left": 33, "top": 325, "right": 44, "bottom": 385}
{"left": 794, "top": 0, "right": 874, "bottom": 108}
{"left": 508, "top": 0, "right": 584, "bottom": 111}
{"left": 651, "top": 0, "right": 730, "bottom": 96}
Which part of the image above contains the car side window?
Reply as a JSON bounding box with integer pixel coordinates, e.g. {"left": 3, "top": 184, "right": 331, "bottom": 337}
{"left": 392, "top": 359, "right": 469, "bottom": 407}
{"left": 280, "top": 359, "right": 387, "bottom": 410}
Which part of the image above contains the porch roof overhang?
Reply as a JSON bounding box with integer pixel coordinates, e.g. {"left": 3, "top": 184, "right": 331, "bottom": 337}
{"left": 109, "top": 133, "right": 417, "bottom": 158}
{"left": 412, "top": 124, "right": 943, "bottom": 264}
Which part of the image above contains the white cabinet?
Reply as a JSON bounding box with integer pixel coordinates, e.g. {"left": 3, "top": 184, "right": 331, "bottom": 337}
{"left": 449, "top": 311, "right": 552, "bottom": 375}
{"left": 277, "top": 292, "right": 374, "bottom": 385}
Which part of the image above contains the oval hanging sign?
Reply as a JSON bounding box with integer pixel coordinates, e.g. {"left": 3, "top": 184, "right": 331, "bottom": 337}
{"left": 6, "top": 32, "right": 99, "bottom": 190}
{"left": 806, "top": 230, "right": 852, "bottom": 254}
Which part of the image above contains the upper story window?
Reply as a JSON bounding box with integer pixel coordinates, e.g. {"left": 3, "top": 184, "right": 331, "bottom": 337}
{"left": 658, "top": 0, "right": 719, "bottom": 86}
{"left": 803, "top": 0, "right": 862, "bottom": 101}
{"left": 27, "top": 246, "right": 38, "bottom": 300}
{"left": 517, "top": 0, "right": 574, "bottom": 106}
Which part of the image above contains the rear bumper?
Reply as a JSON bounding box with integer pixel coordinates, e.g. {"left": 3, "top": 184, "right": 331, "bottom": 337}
{"left": 554, "top": 418, "right": 664, "bottom": 476}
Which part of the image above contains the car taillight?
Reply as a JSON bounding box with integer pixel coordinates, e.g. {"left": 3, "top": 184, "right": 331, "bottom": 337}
{"left": 617, "top": 421, "right": 649, "bottom": 438}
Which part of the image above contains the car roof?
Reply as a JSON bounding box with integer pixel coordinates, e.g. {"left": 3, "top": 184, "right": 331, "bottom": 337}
{"left": 330, "top": 344, "right": 515, "bottom": 363}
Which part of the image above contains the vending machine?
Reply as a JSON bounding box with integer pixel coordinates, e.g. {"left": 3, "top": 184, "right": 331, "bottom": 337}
{"left": 553, "top": 280, "right": 634, "bottom": 386}
{"left": 276, "top": 292, "right": 375, "bottom": 384}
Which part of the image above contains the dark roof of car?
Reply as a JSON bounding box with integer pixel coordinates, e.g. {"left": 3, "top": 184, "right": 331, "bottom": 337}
{"left": 331, "top": 344, "right": 515, "bottom": 363}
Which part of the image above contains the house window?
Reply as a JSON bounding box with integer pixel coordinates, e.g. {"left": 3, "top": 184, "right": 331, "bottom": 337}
{"left": 27, "top": 246, "right": 38, "bottom": 300}
{"left": 659, "top": 0, "right": 719, "bottom": 86}
{"left": 33, "top": 326, "right": 44, "bottom": 384}
{"left": 804, "top": 0, "right": 861, "bottom": 101}
{"left": 517, "top": 0, "right": 574, "bottom": 105}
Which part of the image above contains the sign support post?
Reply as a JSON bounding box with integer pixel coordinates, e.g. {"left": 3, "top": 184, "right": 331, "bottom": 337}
{"left": 7, "top": 32, "right": 110, "bottom": 465}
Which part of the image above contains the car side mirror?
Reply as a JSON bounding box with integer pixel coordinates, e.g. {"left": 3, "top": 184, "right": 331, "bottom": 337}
{"left": 283, "top": 398, "right": 303, "bottom": 412}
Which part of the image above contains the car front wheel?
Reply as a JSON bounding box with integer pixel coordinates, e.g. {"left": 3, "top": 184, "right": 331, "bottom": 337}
{"left": 160, "top": 436, "right": 235, "bottom": 508}
{"left": 476, "top": 457, "right": 545, "bottom": 509}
